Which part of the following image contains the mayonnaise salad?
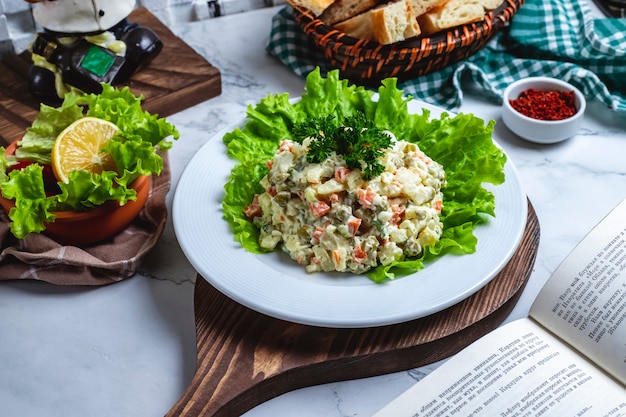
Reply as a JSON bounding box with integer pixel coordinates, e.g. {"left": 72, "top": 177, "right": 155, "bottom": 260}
{"left": 244, "top": 132, "right": 446, "bottom": 274}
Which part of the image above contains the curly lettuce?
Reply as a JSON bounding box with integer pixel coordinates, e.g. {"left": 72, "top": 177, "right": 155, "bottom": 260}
{"left": 1, "top": 84, "right": 179, "bottom": 239}
{"left": 223, "top": 68, "right": 506, "bottom": 283}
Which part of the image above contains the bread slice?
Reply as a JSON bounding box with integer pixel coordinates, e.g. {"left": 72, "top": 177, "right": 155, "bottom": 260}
{"left": 480, "top": 0, "right": 504, "bottom": 10}
{"left": 320, "top": 0, "right": 381, "bottom": 25}
{"left": 409, "top": 0, "right": 449, "bottom": 17}
{"left": 417, "top": 0, "right": 485, "bottom": 35}
{"left": 287, "top": 0, "right": 335, "bottom": 16}
{"left": 334, "top": 0, "right": 421, "bottom": 45}
{"left": 334, "top": 11, "right": 375, "bottom": 40}
{"left": 373, "top": 0, "right": 422, "bottom": 44}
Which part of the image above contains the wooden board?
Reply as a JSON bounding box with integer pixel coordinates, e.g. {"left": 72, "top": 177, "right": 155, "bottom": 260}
{"left": 167, "top": 200, "right": 540, "bottom": 417}
{"left": 0, "top": 7, "right": 221, "bottom": 146}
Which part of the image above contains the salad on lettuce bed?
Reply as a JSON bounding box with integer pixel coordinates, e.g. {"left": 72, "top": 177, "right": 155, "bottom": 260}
{"left": 222, "top": 68, "right": 506, "bottom": 283}
{"left": 0, "top": 84, "right": 179, "bottom": 239}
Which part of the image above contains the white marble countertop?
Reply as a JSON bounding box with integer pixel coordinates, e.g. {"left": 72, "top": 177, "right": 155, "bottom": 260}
{"left": 1, "top": 5, "right": 625, "bottom": 417}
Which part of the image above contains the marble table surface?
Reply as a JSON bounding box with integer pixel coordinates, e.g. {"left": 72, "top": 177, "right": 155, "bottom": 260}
{"left": 1, "top": 5, "right": 625, "bottom": 417}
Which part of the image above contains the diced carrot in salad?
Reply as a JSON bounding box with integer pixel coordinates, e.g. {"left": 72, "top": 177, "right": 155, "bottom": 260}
{"left": 244, "top": 194, "right": 262, "bottom": 218}
{"left": 309, "top": 201, "right": 331, "bottom": 217}
{"left": 347, "top": 217, "right": 361, "bottom": 236}
{"left": 334, "top": 166, "right": 351, "bottom": 183}
{"left": 389, "top": 203, "right": 405, "bottom": 226}
{"left": 333, "top": 250, "right": 342, "bottom": 264}
{"left": 312, "top": 226, "right": 325, "bottom": 243}
{"left": 352, "top": 245, "right": 368, "bottom": 263}
{"left": 357, "top": 187, "right": 376, "bottom": 208}
{"left": 279, "top": 140, "right": 293, "bottom": 153}
{"left": 329, "top": 193, "right": 341, "bottom": 204}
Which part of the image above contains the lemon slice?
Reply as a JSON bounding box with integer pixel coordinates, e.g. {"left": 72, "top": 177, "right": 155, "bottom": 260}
{"left": 52, "top": 117, "right": 119, "bottom": 183}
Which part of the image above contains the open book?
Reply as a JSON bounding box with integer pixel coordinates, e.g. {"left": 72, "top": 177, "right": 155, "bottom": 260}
{"left": 374, "top": 199, "right": 626, "bottom": 417}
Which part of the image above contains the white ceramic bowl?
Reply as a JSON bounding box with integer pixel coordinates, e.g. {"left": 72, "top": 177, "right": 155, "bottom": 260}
{"left": 502, "top": 77, "right": 586, "bottom": 144}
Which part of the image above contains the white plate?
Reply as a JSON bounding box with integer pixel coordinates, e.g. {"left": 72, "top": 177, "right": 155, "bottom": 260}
{"left": 173, "top": 100, "right": 527, "bottom": 328}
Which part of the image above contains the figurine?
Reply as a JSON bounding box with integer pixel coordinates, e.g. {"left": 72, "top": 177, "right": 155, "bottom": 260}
{"left": 25, "top": 0, "right": 163, "bottom": 102}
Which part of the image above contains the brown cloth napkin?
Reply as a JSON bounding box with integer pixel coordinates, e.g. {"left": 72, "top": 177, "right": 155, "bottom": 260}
{"left": 0, "top": 154, "right": 171, "bottom": 286}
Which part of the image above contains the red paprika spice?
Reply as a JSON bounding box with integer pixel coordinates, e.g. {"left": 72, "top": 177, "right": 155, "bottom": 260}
{"left": 509, "top": 88, "right": 577, "bottom": 121}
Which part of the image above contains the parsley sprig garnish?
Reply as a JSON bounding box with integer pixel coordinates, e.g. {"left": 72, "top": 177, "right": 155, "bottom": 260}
{"left": 291, "top": 111, "right": 392, "bottom": 180}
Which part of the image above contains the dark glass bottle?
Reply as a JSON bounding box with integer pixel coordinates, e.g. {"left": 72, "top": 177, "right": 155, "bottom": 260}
{"left": 31, "top": 32, "right": 126, "bottom": 94}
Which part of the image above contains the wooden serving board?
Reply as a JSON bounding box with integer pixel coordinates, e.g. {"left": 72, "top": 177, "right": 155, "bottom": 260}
{"left": 0, "top": 7, "right": 221, "bottom": 146}
{"left": 167, "top": 200, "right": 540, "bottom": 417}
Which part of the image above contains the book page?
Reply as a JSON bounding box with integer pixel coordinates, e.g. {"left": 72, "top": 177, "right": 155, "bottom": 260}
{"left": 373, "top": 319, "right": 626, "bottom": 417}
{"left": 530, "top": 199, "right": 626, "bottom": 385}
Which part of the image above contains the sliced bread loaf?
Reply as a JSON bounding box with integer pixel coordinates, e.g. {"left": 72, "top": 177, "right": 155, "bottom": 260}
{"left": 335, "top": 0, "right": 421, "bottom": 45}
{"left": 287, "top": 0, "right": 335, "bottom": 16}
{"left": 417, "top": 0, "right": 484, "bottom": 35}
{"left": 409, "top": 0, "right": 449, "bottom": 16}
{"left": 480, "top": 0, "right": 505, "bottom": 10}
{"left": 320, "top": 0, "right": 381, "bottom": 25}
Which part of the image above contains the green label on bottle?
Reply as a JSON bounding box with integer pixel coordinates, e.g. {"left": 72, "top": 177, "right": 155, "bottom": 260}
{"left": 81, "top": 46, "right": 115, "bottom": 77}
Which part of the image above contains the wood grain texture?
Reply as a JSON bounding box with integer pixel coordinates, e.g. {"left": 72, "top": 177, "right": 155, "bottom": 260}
{"left": 167, "top": 200, "right": 540, "bottom": 417}
{"left": 0, "top": 8, "right": 221, "bottom": 146}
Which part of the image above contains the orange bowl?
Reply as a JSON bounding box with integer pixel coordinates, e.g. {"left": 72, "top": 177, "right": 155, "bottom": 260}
{"left": 1, "top": 141, "right": 150, "bottom": 246}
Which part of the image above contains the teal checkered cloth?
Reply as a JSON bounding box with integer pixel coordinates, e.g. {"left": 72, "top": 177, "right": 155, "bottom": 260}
{"left": 266, "top": 0, "right": 626, "bottom": 112}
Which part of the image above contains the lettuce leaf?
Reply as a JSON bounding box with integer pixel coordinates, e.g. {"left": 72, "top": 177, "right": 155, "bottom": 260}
{"left": 222, "top": 68, "right": 507, "bottom": 282}
{"left": 16, "top": 103, "right": 83, "bottom": 165}
{"left": 0, "top": 150, "right": 10, "bottom": 184}
{"left": 1, "top": 164, "right": 56, "bottom": 237}
{"left": 0, "top": 83, "right": 179, "bottom": 239}
{"left": 222, "top": 159, "right": 268, "bottom": 253}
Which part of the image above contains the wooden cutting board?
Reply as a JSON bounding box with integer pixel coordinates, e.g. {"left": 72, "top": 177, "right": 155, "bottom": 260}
{"left": 166, "top": 200, "right": 540, "bottom": 417}
{"left": 0, "top": 7, "right": 221, "bottom": 146}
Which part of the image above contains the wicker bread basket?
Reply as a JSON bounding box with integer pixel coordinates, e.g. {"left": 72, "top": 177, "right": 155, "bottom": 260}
{"left": 292, "top": 0, "right": 524, "bottom": 86}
